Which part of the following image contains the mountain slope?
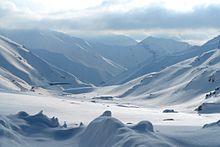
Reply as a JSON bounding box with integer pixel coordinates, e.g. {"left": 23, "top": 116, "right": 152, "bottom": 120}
{"left": 0, "top": 35, "right": 90, "bottom": 91}
{"left": 110, "top": 48, "right": 220, "bottom": 106}
{"left": 89, "top": 36, "right": 192, "bottom": 71}
{"left": 107, "top": 45, "right": 200, "bottom": 85}
{"left": 107, "top": 36, "right": 220, "bottom": 85}
{"left": 84, "top": 34, "right": 138, "bottom": 46}
{"left": 140, "top": 36, "right": 191, "bottom": 55}
{"left": 32, "top": 49, "right": 114, "bottom": 85}
{"left": 0, "top": 29, "right": 125, "bottom": 85}
{"left": 201, "top": 35, "right": 220, "bottom": 51}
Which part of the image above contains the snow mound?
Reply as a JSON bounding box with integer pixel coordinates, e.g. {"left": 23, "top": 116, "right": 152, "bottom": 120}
{"left": 130, "top": 121, "right": 154, "bottom": 133}
{"left": 0, "top": 111, "right": 84, "bottom": 147}
{"left": 101, "top": 110, "right": 112, "bottom": 117}
{"left": 79, "top": 111, "right": 171, "bottom": 147}
{"left": 16, "top": 110, "right": 60, "bottom": 128}
{"left": 1, "top": 110, "right": 173, "bottom": 147}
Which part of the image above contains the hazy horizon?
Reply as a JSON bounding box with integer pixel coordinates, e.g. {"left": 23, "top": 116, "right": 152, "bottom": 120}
{"left": 1, "top": 0, "right": 220, "bottom": 45}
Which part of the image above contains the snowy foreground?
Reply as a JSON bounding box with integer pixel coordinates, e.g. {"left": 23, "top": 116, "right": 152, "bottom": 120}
{"left": 1, "top": 92, "right": 220, "bottom": 147}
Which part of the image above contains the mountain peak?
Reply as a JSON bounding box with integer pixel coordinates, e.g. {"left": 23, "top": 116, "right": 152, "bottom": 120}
{"left": 139, "top": 36, "right": 191, "bottom": 55}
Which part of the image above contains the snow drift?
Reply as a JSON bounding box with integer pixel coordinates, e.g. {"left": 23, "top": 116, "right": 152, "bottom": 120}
{"left": 0, "top": 111, "right": 173, "bottom": 147}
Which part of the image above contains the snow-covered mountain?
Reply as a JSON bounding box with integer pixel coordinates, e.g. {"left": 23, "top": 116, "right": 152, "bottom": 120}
{"left": 1, "top": 29, "right": 195, "bottom": 85}
{"left": 111, "top": 48, "right": 220, "bottom": 105}
{"left": 140, "top": 36, "right": 192, "bottom": 55}
{"left": 103, "top": 37, "right": 195, "bottom": 85}
{"left": 83, "top": 34, "right": 138, "bottom": 46}
{"left": 88, "top": 36, "right": 193, "bottom": 71}
{"left": 201, "top": 35, "right": 220, "bottom": 51}
{"left": 107, "top": 36, "right": 220, "bottom": 85}
{"left": 31, "top": 49, "right": 110, "bottom": 86}
{"left": 107, "top": 45, "right": 200, "bottom": 85}
{"left": 0, "top": 29, "right": 126, "bottom": 85}
{"left": 84, "top": 34, "right": 150, "bottom": 69}
{"left": 2, "top": 31, "right": 220, "bottom": 147}
{"left": 89, "top": 42, "right": 153, "bottom": 69}
{"left": 0, "top": 35, "right": 90, "bottom": 91}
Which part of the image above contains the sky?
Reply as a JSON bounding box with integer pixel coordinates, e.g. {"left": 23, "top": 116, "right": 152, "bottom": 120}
{"left": 1, "top": 0, "right": 220, "bottom": 44}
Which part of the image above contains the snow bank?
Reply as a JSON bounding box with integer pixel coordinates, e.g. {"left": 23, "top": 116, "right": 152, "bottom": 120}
{"left": 0, "top": 111, "right": 83, "bottom": 147}
{"left": 0, "top": 110, "right": 173, "bottom": 147}
{"left": 79, "top": 111, "right": 171, "bottom": 147}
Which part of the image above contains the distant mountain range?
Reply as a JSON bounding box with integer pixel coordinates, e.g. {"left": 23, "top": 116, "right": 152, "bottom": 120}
{"left": 0, "top": 29, "right": 220, "bottom": 96}
{"left": 0, "top": 29, "right": 195, "bottom": 85}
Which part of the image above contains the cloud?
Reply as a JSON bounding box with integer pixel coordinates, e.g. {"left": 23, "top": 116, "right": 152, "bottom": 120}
{"left": 68, "top": 4, "right": 220, "bottom": 30}
{"left": 0, "top": 0, "right": 220, "bottom": 44}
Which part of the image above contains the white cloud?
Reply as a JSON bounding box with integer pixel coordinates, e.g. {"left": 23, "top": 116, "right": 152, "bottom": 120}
{"left": 1, "top": 0, "right": 220, "bottom": 44}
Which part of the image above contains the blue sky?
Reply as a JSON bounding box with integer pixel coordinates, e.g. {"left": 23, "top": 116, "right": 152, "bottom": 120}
{"left": 1, "top": 0, "right": 220, "bottom": 44}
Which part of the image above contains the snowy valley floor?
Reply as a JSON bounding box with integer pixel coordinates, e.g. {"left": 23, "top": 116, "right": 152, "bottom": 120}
{"left": 1, "top": 91, "right": 220, "bottom": 147}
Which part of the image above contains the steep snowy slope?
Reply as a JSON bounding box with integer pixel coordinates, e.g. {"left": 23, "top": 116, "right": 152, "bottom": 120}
{"left": 32, "top": 49, "right": 114, "bottom": 85}
{"left": 0, "top": 29, "right": 125, "bottom": 85}
{"left": 107, "top": 46, "right": 200, "bottom": 85}
{"left": 201, "top": 35, "right": 220, "bottom": 51}
{"left": 107, "top": 36, "right": 220, "bottom": 85}
{"left": 0, "top": 67, "right": 29, "bottom": 91}
{"left": 110, "top": 48, "right": 220, "bottom": 105}
{"left": 0, "top": 35, "right": 90, "bottom": 91}
{"left": 89, "top": 42, "right": 154, "bottom": 69}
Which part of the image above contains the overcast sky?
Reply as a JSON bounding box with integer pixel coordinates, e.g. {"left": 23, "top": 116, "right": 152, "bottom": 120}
{"left": 1, "top": 0, "right": 220, "bottom": 44}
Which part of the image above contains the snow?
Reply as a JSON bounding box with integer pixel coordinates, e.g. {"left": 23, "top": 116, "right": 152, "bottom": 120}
{"left": 1, "top": 110, "right": 168, "bottom": 147}
{"left": 102, "top": 49, "right": 220, "bottom": 108}
{"left": 1, "top": 31, "right": 220, "bottom": 146}
{"left": 1, "top": 29, "right": 197, "bottom": 86}
{"left": 0, "top": 35, "right": 91, "bottom": 92}
{"left": 1, "top": 93, "right": 220, "bottom": 147}
{"left": 140, "top": 36, "right": 191, "bottom": 55}
{"left": 0, "top": 29, "right": 126, "bottom": 85}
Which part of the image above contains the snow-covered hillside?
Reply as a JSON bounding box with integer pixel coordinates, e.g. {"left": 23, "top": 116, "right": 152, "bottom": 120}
{"left": 89, "top": 36, "right": 193, "bottom": 71}
{"left": 0, "top": 29, "right": 125, "bottom": 85}
{"left": 1, "top": 30, "right": 198, "bottom": 86}
{"left": 107, "top": 45, "right": 200, "bottom": 85}
{"left": 107, "top": 48, "right": 220, "bottom": 107}
{"left": 201, "top": 35, "right": 220, "bottom": 51}
{"left": 89, "top": 42, "right": 154, "bottom": 69}
{"left": 107, "top": 36, "right": 220, "bottom": 85}
{"left": 0, "top": 35, "right": 90, "bottom": 91}
{"left": 31, "top": 49, "right": 114, "bottom": 85}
